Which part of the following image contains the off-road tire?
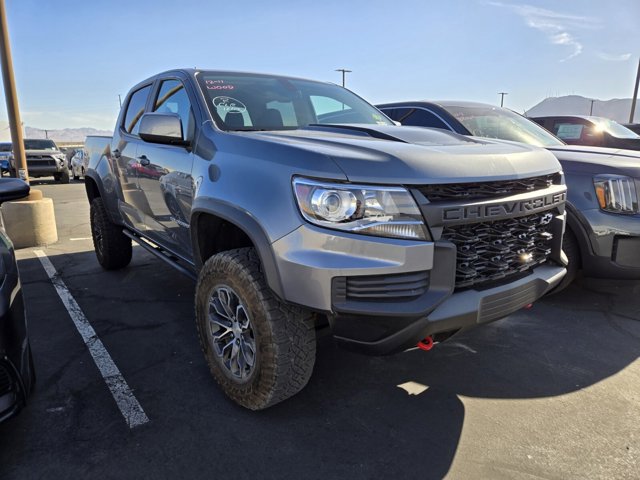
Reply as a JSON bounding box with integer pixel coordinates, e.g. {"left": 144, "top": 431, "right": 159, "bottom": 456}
{"left": 90, "top": 197, "right": 132, "bottom": 270}
{"left": 195, "top": 248, "right": 316, "bottom": 410}
{"left": 550, "top": 227, "right": 580, "bottom": 294}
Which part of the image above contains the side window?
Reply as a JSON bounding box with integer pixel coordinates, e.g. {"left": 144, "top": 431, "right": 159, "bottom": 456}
{"left": 378, "top": 108, "right": 397, "bottom": 120}
{"left": 154, "top": 79, "right": 195, "bottom": 140}
{"left": 554, "top": 121, "right": 585, "bottom": 140}
{"left": 123, "top": 85, "right": 152, "bottom": 135}
{"left": 400, "top": 109, "right": 449, "bottom": 130}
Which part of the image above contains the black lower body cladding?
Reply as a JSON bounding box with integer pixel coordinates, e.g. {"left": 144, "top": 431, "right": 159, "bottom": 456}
{"left": 331, "top": 263, "right": 566, "bottom": 355}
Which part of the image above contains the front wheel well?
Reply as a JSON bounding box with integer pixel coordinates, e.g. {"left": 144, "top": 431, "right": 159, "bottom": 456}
{"left": 194, "top": 213, "right": 255, "bottom": 266}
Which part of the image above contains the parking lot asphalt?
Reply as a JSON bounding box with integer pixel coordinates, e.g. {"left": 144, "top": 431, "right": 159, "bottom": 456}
{"left": 0, "top": 179, "right": 638, "bottom": 480}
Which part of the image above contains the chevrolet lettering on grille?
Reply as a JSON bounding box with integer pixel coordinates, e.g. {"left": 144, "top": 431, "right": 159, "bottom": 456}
{"left": 442, "top": 192, "right": 566, "bottom": 223}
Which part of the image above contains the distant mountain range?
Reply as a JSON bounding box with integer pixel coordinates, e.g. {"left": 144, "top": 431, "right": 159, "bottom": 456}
{"left": 525, "top": 95, "right": 640, "bottom": 124}
{"left": 23, "top": 126, "right": 111, "bottom": 143}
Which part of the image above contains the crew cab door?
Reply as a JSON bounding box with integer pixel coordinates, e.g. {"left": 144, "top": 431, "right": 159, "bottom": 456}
{"left": 135, "top": 78, "right": 196, "bottom": 260}
{"left": 113, "top": 83, "right": 154, "bottom": 232}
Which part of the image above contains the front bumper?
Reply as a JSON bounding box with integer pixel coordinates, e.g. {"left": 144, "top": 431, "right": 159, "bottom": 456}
{"left": 272, "top": 223, "right": 566, "bottom": 355}
{"left": 331, "top": 263, "right": 565, "bottom": 354}
{"left": 578, "top": 208, "right": 640, "bottom": 279}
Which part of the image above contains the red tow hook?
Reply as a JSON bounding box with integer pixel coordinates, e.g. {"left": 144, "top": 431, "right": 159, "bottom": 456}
{"left": 523, "top": 303, "right": 534, "bottom": 310}
{"left": 417, "top": 336, "right": 434, "bottom": 351}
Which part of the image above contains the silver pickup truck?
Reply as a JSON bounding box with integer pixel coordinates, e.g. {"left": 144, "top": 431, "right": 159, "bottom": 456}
{"left": 84, "top": 69, "right": 567, "bottom": 409}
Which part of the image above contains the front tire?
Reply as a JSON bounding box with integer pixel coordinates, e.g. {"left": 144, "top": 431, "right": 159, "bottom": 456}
{"left": 90, "top": 197, "right": 132, "bottom": 270}
{"left": 195, "top": 248, "right": 316, "bottom": 410}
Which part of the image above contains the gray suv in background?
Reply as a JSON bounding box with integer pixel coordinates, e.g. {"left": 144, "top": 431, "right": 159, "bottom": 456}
{"left": 9, "top": 139, "right": 70, "bottom": 183}
{"left": 84, "top": 70, "right": 567, "bottom": 409}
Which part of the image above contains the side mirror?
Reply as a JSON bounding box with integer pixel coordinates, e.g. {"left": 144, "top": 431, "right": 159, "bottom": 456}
{"left": 139, "top": 113, "right": 189, "bottom": 147}
{"left": 0, "top": 178, "right": 30, "bottom": 204}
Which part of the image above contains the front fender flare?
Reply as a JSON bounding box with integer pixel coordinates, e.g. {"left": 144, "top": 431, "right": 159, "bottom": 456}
{"left": 191, "top": 198, "right": 286, "bottom": 300}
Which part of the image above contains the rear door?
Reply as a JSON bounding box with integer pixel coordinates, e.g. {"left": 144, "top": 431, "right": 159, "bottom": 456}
{"left": 112, "top": 83, "right": 153, "bottom": 231}
{"left": 135, "top": 77, "right": 196, "bottom": 260}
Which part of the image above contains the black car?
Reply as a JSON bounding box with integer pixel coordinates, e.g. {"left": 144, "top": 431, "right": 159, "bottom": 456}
{"left": 0, "top": 177, "right": 35, "bottom": 423}
{"left": 530, "top": 115, "right": 640, "bottom": 150}
{"left": 377, "top": 101, "right": 640, "bottom": 288}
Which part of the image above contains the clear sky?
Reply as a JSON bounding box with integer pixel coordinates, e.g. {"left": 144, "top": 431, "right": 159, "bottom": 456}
{"left": 1, "top": 0, "right": 639, "bottom": 130}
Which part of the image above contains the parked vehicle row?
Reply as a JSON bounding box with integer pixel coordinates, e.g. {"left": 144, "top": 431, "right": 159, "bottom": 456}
{"left": 377, "top": 101, "right": 640, "bottom": 289}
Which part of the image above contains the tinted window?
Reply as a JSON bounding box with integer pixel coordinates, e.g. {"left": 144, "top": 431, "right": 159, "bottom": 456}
{"left": 0, "top": 143, "right": 11, "bottom": 152}
{"left": 153, "top": 79, "right": 195, "bottom": 140}
{"left": 123, "top": 85, "right": 151, "bottom": 135}
{"left": 398, "top": 108, "right": 449, "bottom": 129}
{"left": 378, "top": 108, "right": 399, "bottom": 120}
{"left": 24, "top": 139, "right": 57, "bottom": 150}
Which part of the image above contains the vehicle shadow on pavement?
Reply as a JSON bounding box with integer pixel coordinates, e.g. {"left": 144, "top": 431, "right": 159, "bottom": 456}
{"left": 1, "top": 249, "right": 638, "bottom": 479}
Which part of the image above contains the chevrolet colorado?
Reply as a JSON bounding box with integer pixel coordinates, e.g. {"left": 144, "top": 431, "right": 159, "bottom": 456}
{"left": 84, "top": 69, "right": 567, "bottom": 409}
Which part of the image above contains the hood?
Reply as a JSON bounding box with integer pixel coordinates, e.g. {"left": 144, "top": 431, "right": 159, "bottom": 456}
{"left": 247, "top": 124, "right": 561, "bottom": 184}
{"left": 546, "top": 144, "right": 640, "bottom": 178}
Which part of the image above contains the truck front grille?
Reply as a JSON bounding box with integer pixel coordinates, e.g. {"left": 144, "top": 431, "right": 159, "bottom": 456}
{"left": 418, "top": 173, "right": 561, "bottom": 202}
{"left": 26, "top": 155, "right": 56, "bottom": 166}
{"left": 442, "top": 212, "right": 555, "bottom": 289}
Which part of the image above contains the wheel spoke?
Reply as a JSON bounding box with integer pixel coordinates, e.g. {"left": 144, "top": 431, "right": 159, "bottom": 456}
{"left": 236, "top": 305, "right": 250, "bottom": 329}
{"left": 240, "top": 339, "right": 255, "bottom": 367}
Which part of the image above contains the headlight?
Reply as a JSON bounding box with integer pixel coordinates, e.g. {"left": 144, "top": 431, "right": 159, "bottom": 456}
{"left": 593, "top": 175, "right": 638, "bottom": 214}
{"left": 292, "top": 177, "right": 430, "bottom": 240}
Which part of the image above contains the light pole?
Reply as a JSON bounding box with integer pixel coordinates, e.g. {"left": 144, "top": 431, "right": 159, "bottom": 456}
{"left": 498, "top": 92, "right": 508, "bottom": 107}
{"left": 118, "top": 94, "right": 122, "bottom": 108}
{"left": 589, "top": 99, "right": 595, "bottom": 116}
{"left": 335, "top": 68, "right": 352, "bottom": 87}
{"left": 0, "top": 0, "right": 28, "bottom": 181}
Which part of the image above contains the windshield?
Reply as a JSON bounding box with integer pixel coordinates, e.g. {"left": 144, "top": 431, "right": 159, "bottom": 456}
{"left": 591, "top": 117, "right": 640, "bottom": 139}
{"left": 24, "top": 139, "right": 58, "bottom": 150}
{"left": 445, "top": 105, "right": 564, "bottom": 147}
{"left": 0, "top": 143, "right": 11, "bottom": 152}
{"left": 196, "top": 72, "right": 392, "bottom": 131}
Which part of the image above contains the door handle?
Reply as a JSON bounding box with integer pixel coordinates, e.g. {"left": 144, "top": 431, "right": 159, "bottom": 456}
{"left": 137, "top": 155, "right": 150, "bottom": 166}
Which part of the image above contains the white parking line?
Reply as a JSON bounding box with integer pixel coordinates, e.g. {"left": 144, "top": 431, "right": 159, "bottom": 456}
{"left": 69, "top": 237, "right": 92, "bottom": 241}
{"left": 34, "top": 250, "right": 149, "bottom": 429}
